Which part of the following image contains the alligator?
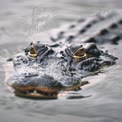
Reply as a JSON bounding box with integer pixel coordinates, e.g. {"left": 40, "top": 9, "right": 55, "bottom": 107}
{"left": 5, "top": 11, "right": 122, "bottom": 99}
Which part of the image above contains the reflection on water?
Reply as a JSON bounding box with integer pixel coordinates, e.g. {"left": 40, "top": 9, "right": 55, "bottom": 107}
{"left": 0, "top": 0, "right": 122, "bottom": 122}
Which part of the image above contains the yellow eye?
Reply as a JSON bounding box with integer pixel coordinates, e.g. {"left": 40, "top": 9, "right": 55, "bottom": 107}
{"left": 28, "top": 46, "right": 37, "bottom": 57}
{"left": 72, "top": 47, "right": 87, "bottom": 61}
{"left": 73, "top": 48, "right": 84, "bottom": 56}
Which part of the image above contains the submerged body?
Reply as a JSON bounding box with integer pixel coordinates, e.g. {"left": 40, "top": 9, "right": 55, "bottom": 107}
{"left": 6, "top": 11, "right": 121, "bottom": 99}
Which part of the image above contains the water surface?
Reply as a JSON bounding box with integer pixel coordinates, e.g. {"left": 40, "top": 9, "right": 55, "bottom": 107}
{"left": 0, "top": 0, "right": 122, "bottom": 122}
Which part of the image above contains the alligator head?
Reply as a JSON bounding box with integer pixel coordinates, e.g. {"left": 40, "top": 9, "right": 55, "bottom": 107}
{"left": 6, "top": 41, "right": 117, "bottom": 99}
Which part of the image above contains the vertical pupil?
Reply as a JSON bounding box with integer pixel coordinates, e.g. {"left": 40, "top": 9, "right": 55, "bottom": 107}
{"left": 75, "top": 48, "right": 84, "bottom": 56}
{"left": 30, "top": 47, "right": 36, "bottom": 54}
{"left": 28, "top": 46, "right": 37, "bottom": 57}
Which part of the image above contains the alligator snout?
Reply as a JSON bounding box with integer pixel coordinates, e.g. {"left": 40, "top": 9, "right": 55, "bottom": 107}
{"left": 7, "top": 74, "right": 63, "bottom": 99}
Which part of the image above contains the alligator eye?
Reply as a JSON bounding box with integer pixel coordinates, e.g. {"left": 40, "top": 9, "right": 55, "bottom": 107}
{"left": 72, "top": 47, "right": 87, "bottom": 61}
{"left": 74, "top": 48, "right": 84, "bottom": 56}
{"left": 28, "top": 46, "right": 38, "bottom": 57}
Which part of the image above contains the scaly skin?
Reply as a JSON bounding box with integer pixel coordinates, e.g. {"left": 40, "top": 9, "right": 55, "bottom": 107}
{"left": 6, "top": 11, "right": 120, "bottom": 99}
{"left": 6, "top": 42, "right": 117, "bottom": 99}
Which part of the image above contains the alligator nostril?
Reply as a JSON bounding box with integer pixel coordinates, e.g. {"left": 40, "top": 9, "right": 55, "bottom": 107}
{"left": 98, "top": 29, "right": 109, "bottom": 36}
{"left": 109, "top": 23, "right": 118, "bottom": 29}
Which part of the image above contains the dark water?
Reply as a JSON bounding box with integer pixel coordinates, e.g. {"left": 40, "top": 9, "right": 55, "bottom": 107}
{"left": 0, "top": 0, "right": 122, "bottom": 122}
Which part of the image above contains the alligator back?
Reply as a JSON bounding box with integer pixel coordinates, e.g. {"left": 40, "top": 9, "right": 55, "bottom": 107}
{"left": 33, "top": 11, "right": 122, "bottom": 45}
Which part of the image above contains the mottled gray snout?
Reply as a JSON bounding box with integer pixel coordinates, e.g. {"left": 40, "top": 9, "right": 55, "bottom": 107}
{"left": 13, "top": 54, "right": 29, "bottom": 68}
